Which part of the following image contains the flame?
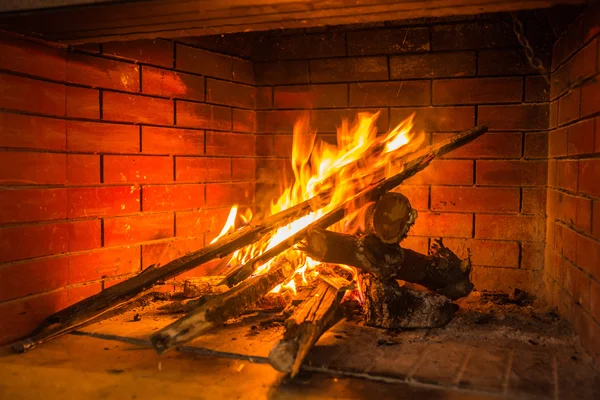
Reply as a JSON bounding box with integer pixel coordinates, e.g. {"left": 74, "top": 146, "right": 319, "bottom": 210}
{"left": 215, "top": 111, "right": 424, "bottom": 296}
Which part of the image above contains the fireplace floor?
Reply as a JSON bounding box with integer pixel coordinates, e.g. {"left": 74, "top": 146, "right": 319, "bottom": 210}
{"left": 1, "top": 292, "right": 599, "bottom": 399}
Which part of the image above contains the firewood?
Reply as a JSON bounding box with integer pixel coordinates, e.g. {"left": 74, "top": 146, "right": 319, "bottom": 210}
{"left": 183, "top": 276, "right": 229, "bottom": 298}
{"left": 303, "top": 229, "right": 473, "bottom": 300}
{"left": 359, "top": 274, "right": 458, "bottom": 329}
{"left": 150, "top": 260, "right": 296, "bottom": 354}
{"left": 268, "top": 274, "right": 351, "bottom": 377}
{"left": 365, "top": 192, "right": 417, "bottom": 243}
{"left": 14, "top": 124, "right": 487, "bottom": 353}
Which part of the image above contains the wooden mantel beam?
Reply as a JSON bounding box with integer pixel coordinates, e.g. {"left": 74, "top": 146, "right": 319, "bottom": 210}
{"left": 0, "top": 0, "right": 588, "bottom": 44}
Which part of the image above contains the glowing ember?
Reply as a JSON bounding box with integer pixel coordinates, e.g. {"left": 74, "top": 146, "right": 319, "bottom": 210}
{"left": 215, "top": 111, "right": 424, "bottom": 297}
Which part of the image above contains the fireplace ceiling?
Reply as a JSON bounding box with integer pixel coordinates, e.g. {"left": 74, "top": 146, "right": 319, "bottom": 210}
{"left": 0, "top": 0, "right": 589, "bottom": 43}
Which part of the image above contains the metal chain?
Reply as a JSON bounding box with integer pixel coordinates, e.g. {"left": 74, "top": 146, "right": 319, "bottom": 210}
{"left": 510, "top": 13, "right": 551, "bottom": 84}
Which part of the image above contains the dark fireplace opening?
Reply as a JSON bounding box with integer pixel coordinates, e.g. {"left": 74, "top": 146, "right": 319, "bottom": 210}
{"left": 0, "top": 0, "right": 599, "bottom": 398}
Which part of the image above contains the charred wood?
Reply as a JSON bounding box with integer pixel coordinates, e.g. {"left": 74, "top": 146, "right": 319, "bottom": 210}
{"left": 365, "top": 192, "right": 417, "bottom": 243}
{"left": 183, "top": 276, "right": 229, "bottom": 298}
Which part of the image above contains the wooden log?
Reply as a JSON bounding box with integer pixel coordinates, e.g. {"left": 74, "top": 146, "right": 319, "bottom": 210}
{"left": 150, "top": 260, "right": 295, "bottom": 354}
{"left": 365, "top": 192, "right": 417, "bottom": 243}
{"left": 268, "top": 274, "right": 351, "bottom": 377}
{"left": 222, "top": 125, "right": 488, "bottom": 287}
{"left": 303, "top": 229, "right": 473, "bottom": 300}
{"left": 183, "top": 276, "right": 229, "bottom": 298}
{"left": 359, "top": 274, "right": 458, "bottom": 329}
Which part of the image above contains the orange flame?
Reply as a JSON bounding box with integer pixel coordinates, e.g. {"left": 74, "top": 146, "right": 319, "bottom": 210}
{"left": 217, "top": 111, "right": 424, "bottom": 296}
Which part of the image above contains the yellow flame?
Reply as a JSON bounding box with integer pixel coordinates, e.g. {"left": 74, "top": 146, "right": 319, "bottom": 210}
{"left": 215, "top": 111, "right": 423, "bottom": 296}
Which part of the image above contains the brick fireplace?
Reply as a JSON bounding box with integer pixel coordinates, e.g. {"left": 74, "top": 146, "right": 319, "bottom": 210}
{"left": 0, "top": 0, "right": 599, "bottom": 374}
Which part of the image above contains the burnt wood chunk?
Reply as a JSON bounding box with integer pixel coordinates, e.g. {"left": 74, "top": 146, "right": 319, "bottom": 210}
{"left": 366, "top": 192, "right": 417, "bottom": 243}
{"left": 183, "top": 276, "right": 229, "bottom": 297}
{"left": 360, "top": 274, "right": 458, "bottom": 329}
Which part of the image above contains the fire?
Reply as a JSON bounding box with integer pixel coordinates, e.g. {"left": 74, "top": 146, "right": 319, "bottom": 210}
{"left": 214, "top": 111, "right": 424, "bottom": 296}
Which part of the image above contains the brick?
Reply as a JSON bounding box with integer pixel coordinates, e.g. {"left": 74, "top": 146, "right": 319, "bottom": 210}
{"left": 433, "top": 132, "right": 521, "bottom": 159}
{"left": 478, "top": 49, "right": 538, "bottom": 76}
{"left": 176, "top": 101, "right": 231, "bottom": 130}
{"left": 581, "top": 79, "right": 600, "bottom": 117}
{"left": 594, "top": 200, "right": 600, "bottom": 240}
{"left": 349, "top": 81, "right": 429, "bottom": 107}
{"left": 521, "top": 241, "right": 545, "bottom": 270}
{"left": 565, "top": 263, "right": 591, "bottom": 309}
{"left": 229, "top": 109, "right": 254, "bottom": 133}
{"left": 103, "top": 92, "right": 174, "bottom": 125}
{"left": 0, "top": 257, "right": 69, "bottom": 302}
{"left": 254, "top": 60, "right": 309, "bottom": 85}
{"left": 570, "top": 39, "right": 598, "bottom": 83}
{"left": 175, "top": 44, "right": 232, "bottom": 80}
{"left": 68, "top": 186, "right": 140, "bottom": 218}
{"left": 206, "top": 131, "right": 255, "bottom": 157}
{"left": 310, "top": 57, "right": 388, "bottom": 83}
{"left": 557, "top": 160, "right": 579, "bottom": 193}
{"left": 478, "top": 104, "right": 548, "bottom": 131}
{"left": 573, "top": 305, "right": 600, "bottom": 361}
{"left": 0, "top": 188, "right": 67, "bottom": 224}
{"left": 522, "top": 132, "right": 547, "bottom": 159}
{"left": 0, "top": 223, "right": 69, "bottom": 262}
{"left": 392, "top": 186, "right": 428, "bottom": 211}
{"left": 69, "top": 219, "right": 101, "bottom": 251}
{"left": 400, "top": 236, "right": 429, "bottom": 253}
{"left": 0, "top": 32, "right": 66, "bottom": 81}
{"left": 475, "top": 215, "right": 545, "bottom": 241}
{"left": 66, "top": 52, "right": 139, "bottom": 91}
{"left": 104, "top": 155, "right": 173, "bottom": 184}
{"left": 431, "top": 21, "right": 516, "bottom": 50}
{"left": 0, "top": 112, "right": 65, "bottom": 151}
{"left": 476, "top": 160, "right": 547, "bottom": 186}
{"left": 143, "top": 184, "right": 204, "bottom": 212}
{"left": 257, "top": 158, "right": 293, "bottom": 182}
{"left": 257, "top": 87, "right": 273, "bottom": 109}
{"left": 67, "top": 154, "right": 100, "bottom": 185}
{"left": 176, "top": 207, "right": 230, "bottom": 238}
{"left": 391, "top": 106, "right": 474, "bottom": 132}
{"left": 232, "top": 158, "right": 256, "bottom": 181}
{"left": 176, "top": 157, "right": 231, "bottom": 183}
{"left": 0, "top": 152, "right": 66, "bottom": 185}
{"left": 142, "top": 66, "right": 204, "bottom": 101}
{"left": 567, "top": 119, "right": 595, "bottom": 156}
{"left": 256, "top": 135, "right": 274, "bottom": 156}
{"left": 311, "top": 108, "right": 388, "bottom": 133}
{"left": 555, "top": 223, "right": 578, "bottom": 262}
{"left": 0, "top": 74, "right": 65, "bottom": 116}
{"left": 592, "top": 280, "right": 600, "bottom": 323}
{"left": 431, "top": 186, "right": 520, "bottom": 213}
{"left": 390, "top": 51, "right": 476, "bottom": 79}
{"left": 256, "top": 110, "right": 306, "bottom": 133}
{"left": 432, "top": 77, "right": 522, "bottom": 105}
{"left": 558, "top": 89, "right": 581, "bottom": 126}
{"left": 103, "top": 39, "right": 173, "bottom": 68}
{"left": 580, "top": 158, "right": 600, "bottom": 197}
{"left": 275, "top": 84, "right": 348, "bottom": 109}
{"left": 549, "top": 100, "right": 558, "bottom": 129}
{"left": 557, "top": 192, "right": 592, "bottom": 233}
{"left": 67, "top": 120, "right": 139, "bottom": 153}
{"left": 232, "top": 58, "right": 254, "bottom": 85}
{"left": 347, "top": 27, "right": 429, "bottom": 55}
{"left": 206, "top": 79, "right": 256, "bottom": 109}
{"left": 525, "top": 76, "right": 550, "bottom": 102}
{"left": 142, "top": 126, "right": 203, "bottom": 155}
{"left": 66, "top": 86, "right": 99, "bottom": 119}
{"left": 410, "top": 212, "right": 473, "bottom": 238}
{"left": 254, "top": 32, "right": 346, "bottom": 61}
{"left": 206, "top": 182, "right": 254, "bottom": 207}
{"left": 406, "top": 159, "right": 473, "bottom": 186}
{"left": 522, "top": 188, "right": 547, "bottom": 215}
{"left": 550, "top": 60, "right": 571, "bottom": 100}
{"left": 442, "top": 238, "right": 520, "bottom": 268}
{"left": 70, "top": 246, "right": 140, "bottom": 284}
{"left": 68, "top": 283, "right": 102, "bottom": 304}
{"left": 0, "top": 290, "right": 69, "bottom": 345}
{"left": 104, "top": 213, "right": 174, "bottom": 246}
{"left": 141, "top": 237, "right": 204, "bottom": 269}
{"left": 548, "top": 127, "right": 568, "bottom": 158}
{"left": 273, "top": 135, "right": 292, "bottom": 157}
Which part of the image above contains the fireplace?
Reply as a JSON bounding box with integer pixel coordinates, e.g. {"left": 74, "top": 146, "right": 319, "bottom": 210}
{"left": 0, "top": 0, "right": 599, "bottom": 398}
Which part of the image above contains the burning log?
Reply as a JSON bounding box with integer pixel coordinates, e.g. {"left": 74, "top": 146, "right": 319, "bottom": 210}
{"left": 268, "top": 274, "right": 351, "bottom": 377}
{"left": 359, "top": 274, "right": 458, "bottom": 329}
{"left": 365, "top": 192, "right": 417, "bottom": 243}
{"left": 183, "top": 276, "right": 229, "bottom": 298}
{"left": 151, "top": 260, "right": 295, "bottom": 354}
{"left": 303, "top": 229, "right": 472, "bottom": 300}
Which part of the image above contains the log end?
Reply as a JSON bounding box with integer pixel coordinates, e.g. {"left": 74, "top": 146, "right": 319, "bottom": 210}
{"left": 268, "top": 340, "right": 298, "bottom": 373}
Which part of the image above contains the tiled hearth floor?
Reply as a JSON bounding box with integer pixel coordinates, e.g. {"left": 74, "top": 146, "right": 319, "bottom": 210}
{"left": 1, "top": 292, "right": 598, "bottom": 399}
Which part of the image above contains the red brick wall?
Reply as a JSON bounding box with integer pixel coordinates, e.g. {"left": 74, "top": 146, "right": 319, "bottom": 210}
{"left": 252, "top": 14, "right": 551, "bottom": 295}
{"left": 544, "top": 3, "right": 600, "bottom": 361}
{"left": 0, "top": 32, "right": 256, "bottom": 344}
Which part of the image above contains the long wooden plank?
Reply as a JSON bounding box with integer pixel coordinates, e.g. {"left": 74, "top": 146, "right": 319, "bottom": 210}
{"left": 0, "top": 0, "right": 585, "bottom": 43}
